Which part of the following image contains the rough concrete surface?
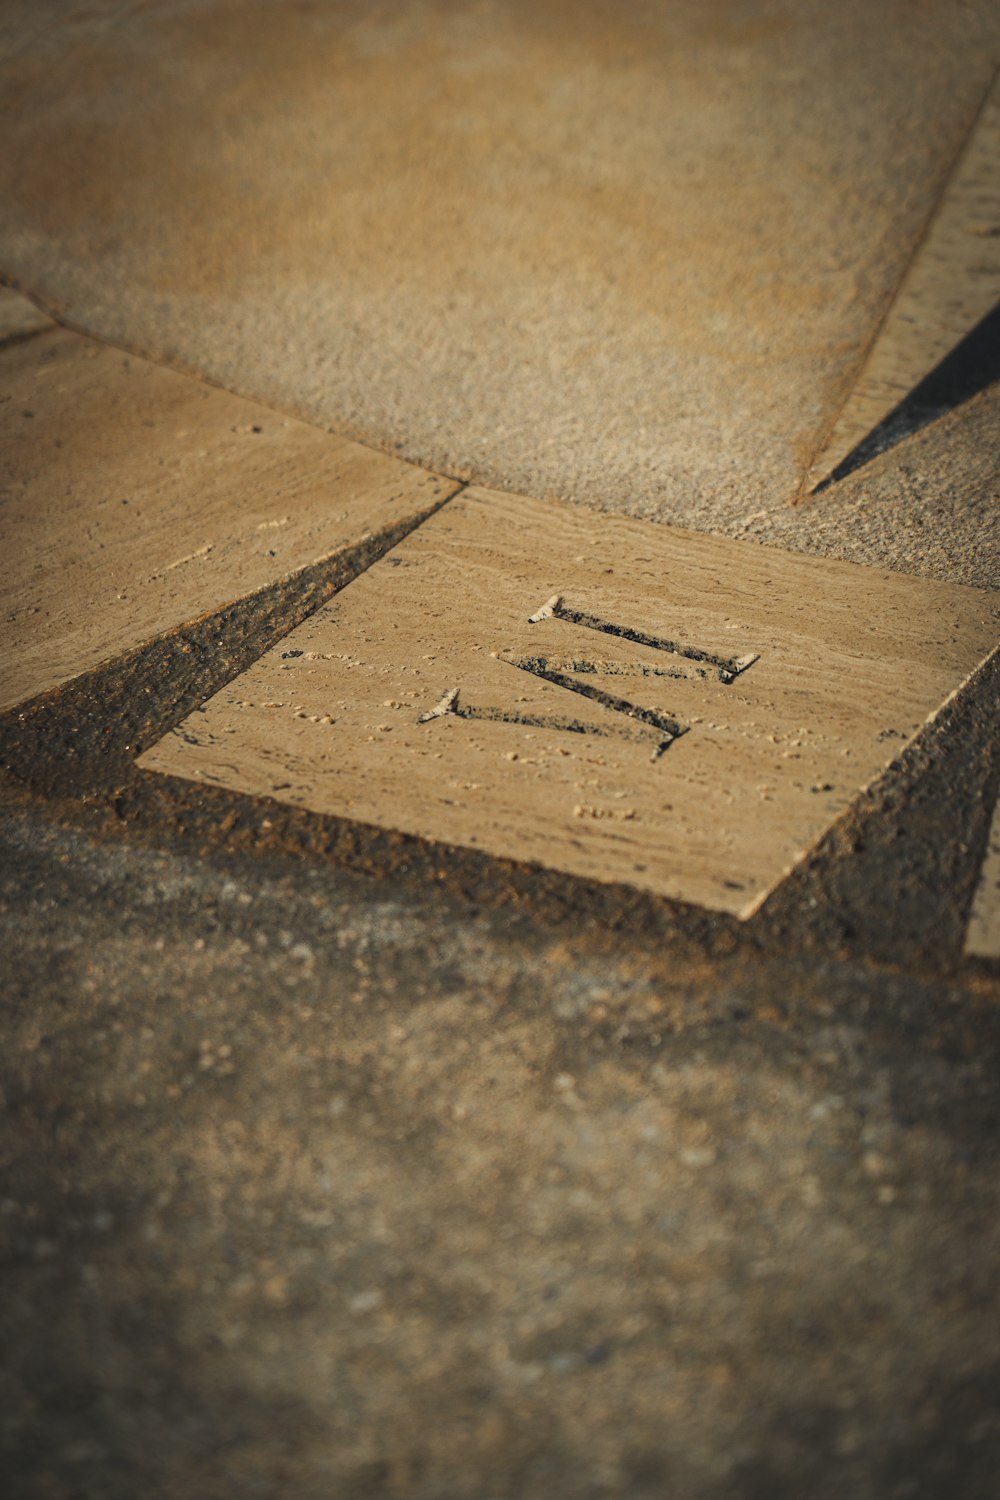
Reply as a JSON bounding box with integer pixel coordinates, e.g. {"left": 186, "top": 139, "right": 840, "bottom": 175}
{"left": 740, "top": 383, "right": 1000, "bottom": 591}
{"left": 1, "top": 0, "right": 998, "bottom": 533}
{"left": 1, "top": 3, "right": 1000, "bottom": 1497}
{"left": 2, "top": 770, "right": 1000, "bottom": 1500}
{"left": 804, "top": 71, "right": 1000, "bottom": 493}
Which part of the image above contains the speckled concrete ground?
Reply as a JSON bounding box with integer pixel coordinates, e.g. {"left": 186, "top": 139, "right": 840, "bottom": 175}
{"left": 1, "top": 4, "right": 999, "bottom": 1497}
{"left": 2, "top": 704, "right": 999, "bottom": 1499}
{"left": 2, "top": 0, "right": 998, "bottom": 540}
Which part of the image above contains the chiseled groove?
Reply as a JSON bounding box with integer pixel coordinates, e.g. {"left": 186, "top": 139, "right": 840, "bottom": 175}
{"left": 503, "top": 656, "right": 686, "bottom": 749}
{"left": 433, "top": 689, "right": 671, "bottom": 746}
{"left": 518, "top": 655, "right": 697, "bottom": 681}
{"left": 418, "top": 665, "right": 686, "bottom": 758}
{"left": 529, "top": 594, "right": 758, "bottom": 683}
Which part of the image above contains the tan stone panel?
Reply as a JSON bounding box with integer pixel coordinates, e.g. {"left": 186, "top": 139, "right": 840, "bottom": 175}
{"left": 967, "top": 792, "right": 1000, "bottom": 959}
{"left": 807, "top": 73, "right": 1000, "bottom": 490}
{"left": 0, "top": 330, "right": 458, "bottom": 711}
{"left": 139, "top": 489, "right": 1000, "bottom": 918}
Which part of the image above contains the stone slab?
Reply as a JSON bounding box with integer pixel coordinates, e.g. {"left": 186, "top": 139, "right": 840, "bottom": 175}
{"left": 0, "top": 330, "right": 457, "bottom": 712}
{"left": 967, "top": 789, "right": 1000, "bottom": 959}
{"left": 138, "top": 488, "right": 1000, "bottom": 917}
{"left": 0, "top": 1, "right": 997, "bottom": 530}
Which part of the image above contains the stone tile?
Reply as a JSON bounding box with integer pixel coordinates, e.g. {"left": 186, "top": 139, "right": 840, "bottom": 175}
{"left": 0, "top": 330, "right": 457, "bottom": 712}
{"left": 138, "top": 488, "right": 1000, "bottom": 917}
{"left": 967, "top": 790, "right": 1000, "bottom": 959}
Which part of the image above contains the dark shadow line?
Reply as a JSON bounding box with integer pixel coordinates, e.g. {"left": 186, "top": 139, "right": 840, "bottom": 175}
{"left": 504, "top": 656, "right": 687, "bottom": 748}
{"left": 813, "top": 297, "right": 1000, "bottom": 493}
{"left": 0, "top": 494, "right": 459, "bottom": 796}
{"left": 0, "top": 322, "right": 57, "bottom": 355}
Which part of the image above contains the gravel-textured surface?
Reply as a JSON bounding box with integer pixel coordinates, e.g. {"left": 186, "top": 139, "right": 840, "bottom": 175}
{"left": 2, "top": 774, "right": 999, "bottom": 1500}
{"left": 2, "top": 0, "right": 998, "bottom": 534}
{"left": 741, "top": 384, "right": 1000, "bottom": 592}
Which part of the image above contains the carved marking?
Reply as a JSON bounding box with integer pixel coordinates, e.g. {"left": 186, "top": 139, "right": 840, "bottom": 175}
{"left": 500, "top": 655, "right": 686, "bottom": 757}
{"left": 528, "top": 595, "right": 759, "bottom": 683}
{"left": 419, "top": 596, "right": 757, "bottom": 758}
{"left": 418, "top": 676, "right": 684, "bottom": 761}
{"left": 508, "top": 655, "right": 697, "bottom": 681}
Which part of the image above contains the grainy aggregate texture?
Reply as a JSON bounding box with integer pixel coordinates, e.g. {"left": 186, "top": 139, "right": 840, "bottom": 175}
{"left": 967, "top": 789, "right": 1000, "bottom": 958}
{"left": 740, "top": 383, "right": 1000, "bottom": 592}
{"left": 1, "top": 0, "right": 998, "bottom": 531}
{"left": 806, "top": 72, "right": 1000, "bottom": 492}
{"left": 0, "top": 316, "right": 457, "bottom": 710}
{"left": 2, "top": 799, "right": 1000, "bottom": 1500}
{"left": 139, "top": 489, "right": 1000, "bottom": 917}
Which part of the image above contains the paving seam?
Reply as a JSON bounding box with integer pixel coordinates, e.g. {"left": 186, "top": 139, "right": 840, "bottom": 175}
{"left": 0, "top": 272, "right": 465, "bottom": 489}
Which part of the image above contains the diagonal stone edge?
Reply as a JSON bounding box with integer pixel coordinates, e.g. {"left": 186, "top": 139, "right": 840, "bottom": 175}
{"left": 0, "top": 494, "right": 459, "bottom": 800}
